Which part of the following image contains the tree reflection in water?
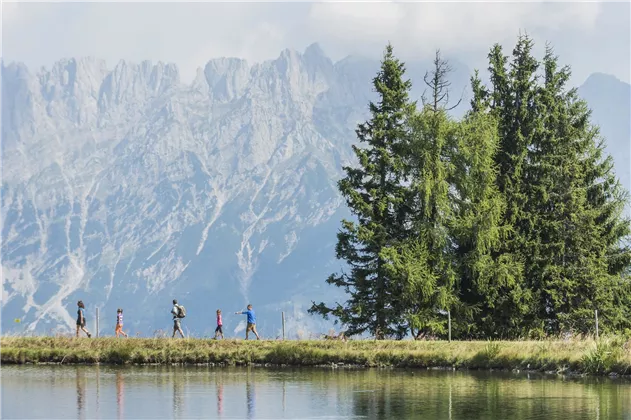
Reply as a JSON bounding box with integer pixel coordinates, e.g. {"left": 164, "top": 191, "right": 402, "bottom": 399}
{"left": 346, "top": 369, "right": 629, "bottom": 419}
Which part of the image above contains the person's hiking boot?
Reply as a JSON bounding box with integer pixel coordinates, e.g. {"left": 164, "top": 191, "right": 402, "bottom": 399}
{"left": 87, "top": 333, "right": 92, "bottom": 338}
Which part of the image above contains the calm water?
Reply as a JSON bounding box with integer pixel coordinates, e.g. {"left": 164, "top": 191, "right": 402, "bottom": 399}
{"left": 1, "top": 365, "right": 630, "bottom": 419}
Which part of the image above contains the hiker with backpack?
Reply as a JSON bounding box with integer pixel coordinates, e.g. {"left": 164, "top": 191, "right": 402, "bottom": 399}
{"left": 171, "top": 299, "right": 185, "bottom": 338}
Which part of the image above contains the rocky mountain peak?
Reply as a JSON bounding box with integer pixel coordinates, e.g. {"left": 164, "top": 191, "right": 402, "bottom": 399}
{"left": 203, "top": 57, "right": 250, "bottom": 102}
{"left": 304, "top": 42, "right": 326, "bottom": 60}
{"left": 97, "top": 59, "right": 179, "bottom": 121}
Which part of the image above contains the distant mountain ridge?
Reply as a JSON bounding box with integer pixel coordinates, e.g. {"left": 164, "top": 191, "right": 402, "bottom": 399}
{"left": 1, "top": 44, "right": 628, "bottom": 336}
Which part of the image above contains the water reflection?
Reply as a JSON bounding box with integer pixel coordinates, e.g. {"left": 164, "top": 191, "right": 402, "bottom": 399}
{"left": 116, "top": 371, "right": 124, "bottom": 420}
{"left": 346, "top": 370, "right": 631, "bottom": 420}
{"left": 95, "top": 365, "right": 100, "bottom": 417}
{"left": 172, "top": 369, "right": 184, "bottom": 419}
{"left": 75, "top": 368, "right": 86, "bottom": 420}
{"left": 246, "top": 369, "right": 256, "bottom": 419}
{"left": 216, "top": 377, "right": 224, "bottom": 416}
{"left": 282, "top": 378, "right": 286, "bottom": 414}
{"left": 1, "top": 366, "right": 629, "bottom": 419}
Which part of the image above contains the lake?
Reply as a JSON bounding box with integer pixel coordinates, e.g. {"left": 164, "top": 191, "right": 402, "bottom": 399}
{"left": 1, "top": 365, "right": 630, "bottom": 419}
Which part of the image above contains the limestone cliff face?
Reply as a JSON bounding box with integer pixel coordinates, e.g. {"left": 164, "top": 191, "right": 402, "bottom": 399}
{"left": 0, "top": 45, "right": 366, "bottom": 336}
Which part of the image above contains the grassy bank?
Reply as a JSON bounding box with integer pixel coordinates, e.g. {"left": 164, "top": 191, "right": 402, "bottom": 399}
{"left": 2, "top": 336, "right": 630, "bottom": 376}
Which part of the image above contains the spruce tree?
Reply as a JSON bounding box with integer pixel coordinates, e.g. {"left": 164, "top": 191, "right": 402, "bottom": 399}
{"left": 525, "top": 46, "right": 631, "bottom": 333}
{"left": 472, "top": 36, "right": 631, "bottom": 335}
{"left": 450, "top": 90, "right": 528, "bottom": 338}
{"left": 309, "top": 44, "right": 416, "bottom": 339}
{"left": 468, "top": 35, "right": 540, "bottom": 335}
{"left": 395, "top": 51, "right": 459, "bottom": 339}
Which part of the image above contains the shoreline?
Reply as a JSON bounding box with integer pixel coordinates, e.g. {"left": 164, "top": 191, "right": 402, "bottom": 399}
{"left": 2, "top": 336, "right": 630, "bottom": 377}
{"left": 10, "top": 361, "right": 631, "bottom": 380}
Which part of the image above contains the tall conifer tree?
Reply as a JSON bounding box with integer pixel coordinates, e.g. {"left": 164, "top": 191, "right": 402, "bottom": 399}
{"left": 525, "top": 46, "right": 631, "bottom": 333}
{"left": 450, "top": 85, "right": 527, "bottom": 338}
{"left": 472, "top": 36, "right": 631, "bottom": 335}
{"left": 468, "top": 35, "right": 540, "bottom": 335}
{"left": 309, "top": 44, "right": 416, "bottom": 339}
{"left": 396, "top": 51, "right": 459, "bottom": 338}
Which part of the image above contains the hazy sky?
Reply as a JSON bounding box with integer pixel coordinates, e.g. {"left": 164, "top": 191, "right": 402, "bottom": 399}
{"left": 2, "top": 1, "right": 630, "bottom": 87}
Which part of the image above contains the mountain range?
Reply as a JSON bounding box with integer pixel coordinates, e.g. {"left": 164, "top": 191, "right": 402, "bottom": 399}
{"left": 1, "top": 43, "right": 629, "bottom": 337}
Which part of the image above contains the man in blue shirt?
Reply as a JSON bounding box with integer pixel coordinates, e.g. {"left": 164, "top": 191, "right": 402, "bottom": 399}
{"left": 235, "top": 304, "right": 260, "bottom": 340}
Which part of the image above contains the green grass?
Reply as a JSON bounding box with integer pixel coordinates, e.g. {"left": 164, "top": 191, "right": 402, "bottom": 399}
{"left": 1, "top": 336, "right": 630, "bottom": 375}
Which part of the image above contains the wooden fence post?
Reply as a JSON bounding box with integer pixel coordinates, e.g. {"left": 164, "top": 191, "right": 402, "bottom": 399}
{"left": 448, "top": 310, "right": 452, "bottom": 343}
{"left": 595, "top": 309, "right": 599, "bottom": 340}
{"left": 96, "top": 307, "right": 99, "bottom": 338}
{"left": 282, "top": 312, "right": 286, "bottom": 340}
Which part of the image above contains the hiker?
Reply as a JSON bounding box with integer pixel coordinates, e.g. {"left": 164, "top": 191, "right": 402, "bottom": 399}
{"left": 115, "top": 308, "right": 128, "bottom": 338}
{"left": 76, "top": 301, "right": 91, "bottom": 338}
{"left": 235, "top": 304, "right": 260, "bottom": 340}
{"left": 171, "top": 299, "right": 185, "bottom": 338}
{"left": 214, "top": 309, "right": 224, "bottom": 339}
